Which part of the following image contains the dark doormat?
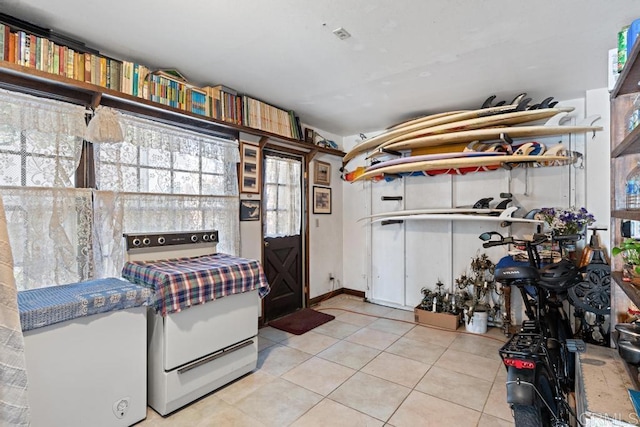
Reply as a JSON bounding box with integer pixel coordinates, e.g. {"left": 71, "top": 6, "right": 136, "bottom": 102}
{"left": 268, "top": 308, "right": 335, "bottom": 335}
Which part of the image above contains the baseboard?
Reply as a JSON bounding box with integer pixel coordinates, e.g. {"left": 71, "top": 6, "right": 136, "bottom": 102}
{"left": 308, "top": 287, "right": 365, "bottom": 306}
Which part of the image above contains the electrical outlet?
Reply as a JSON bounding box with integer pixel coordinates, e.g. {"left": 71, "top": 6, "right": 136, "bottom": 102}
{"left": 113, "top": 397, "right": 130, "bottom": 419}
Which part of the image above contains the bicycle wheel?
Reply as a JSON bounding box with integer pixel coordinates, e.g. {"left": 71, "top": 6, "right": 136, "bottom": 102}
{"left": 512, "top": 368, "right": 557, "bottom": 426}
{"left": 557, "top": 317, "right": 576, "bottom": 391}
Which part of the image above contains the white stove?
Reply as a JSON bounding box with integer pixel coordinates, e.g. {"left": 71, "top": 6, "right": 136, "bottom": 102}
{"left": 124, "top": 230, "right": 259, "bottom": 415}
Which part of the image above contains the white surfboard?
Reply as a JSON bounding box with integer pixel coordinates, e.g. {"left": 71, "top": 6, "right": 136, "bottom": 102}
{"left": 370, "top": 206, "right": 543, "bottom": 225}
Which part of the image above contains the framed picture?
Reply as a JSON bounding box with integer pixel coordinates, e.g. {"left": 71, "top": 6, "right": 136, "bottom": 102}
{"left": 304, "top": 128, "right": 315, "bottom": 144}
{"left": 240, "top": 142, "right": 260, "bottom": 194}
{"left": 240, "top": 199, "right": 261, "bottom": 221}
{"left": 313, "top": 186, "right": 331, "bottom": 214}
{"left": 314, "top": 161, "right": 331, "bottom": 185}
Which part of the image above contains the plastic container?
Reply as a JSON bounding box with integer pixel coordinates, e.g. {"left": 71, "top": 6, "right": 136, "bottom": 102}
{"left": 620, "top": 25, "right": 630, "bottom": 72}
{"left": 626, "top": 162, "right": 640, "bottom": 209}
{"left": 628, "top": 95, "right": 640, "bottom": 133}
{"left": 628, "top": 19, "right": 640, "bottom": 58}
{"left": 464, "top": 310, "right": 488, "bottom": 334}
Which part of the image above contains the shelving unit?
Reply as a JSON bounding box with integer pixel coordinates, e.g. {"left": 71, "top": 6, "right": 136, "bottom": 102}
{"left": 0, "top": 60, "right": 345, "bottom": 159}
{"left": 610, "top": 38, "right": 640, "bottom": 331}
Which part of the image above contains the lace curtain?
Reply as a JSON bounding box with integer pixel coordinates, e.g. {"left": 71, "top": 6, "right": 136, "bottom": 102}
{"left": 91, "top": 108, "right": 239, "bottom": 195}
{"left": 93, "top": 191, "right": 239, "bottom": 277}
{"left": 2, "top": 187, "right": 94, "bottom": 290}
{"left": 0, "top": 88, "right": 86, "bottom": 187}
{"left": 89, "top": 108, "right": 241, "bottom": 274}
{"left": 0, "top": 89, "right": 90, "bottom": 290}
{"left": 264, "top": 155, "right": 302, "bottom": 238}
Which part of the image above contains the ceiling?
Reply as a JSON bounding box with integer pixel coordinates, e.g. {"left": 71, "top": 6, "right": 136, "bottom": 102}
{"left": 2, "top": 1, "right": 638, "bottom": 136}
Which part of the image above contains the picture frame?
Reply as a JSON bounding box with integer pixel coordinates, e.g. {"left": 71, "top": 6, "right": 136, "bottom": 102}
{"left": 240, "top": 199, "right": 261, "bottom": 221}
{"left": 240, "top": 142, "right": 261, "bottom": 194}
{"left": 304, "top": 128, "right": 315, "bottom": 144}
{"left": 314, "top": 160, "right": 331, "bottom": 186}
{"left": 313, "top": 186, "right": 331, "bottom": 214}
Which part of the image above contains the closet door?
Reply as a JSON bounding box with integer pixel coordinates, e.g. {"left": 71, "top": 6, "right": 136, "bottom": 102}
{"left": 369, "top": 178, "right": 405, "bottom": 307}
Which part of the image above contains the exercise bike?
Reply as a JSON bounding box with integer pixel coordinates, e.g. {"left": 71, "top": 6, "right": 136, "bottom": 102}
{"left": 480, "top": 231, "right": 585, "bottom": 427}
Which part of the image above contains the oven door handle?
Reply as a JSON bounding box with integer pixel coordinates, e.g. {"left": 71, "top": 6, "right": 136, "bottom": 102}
{"left": 177, "top": 339, "right": 254, "bottom": 375}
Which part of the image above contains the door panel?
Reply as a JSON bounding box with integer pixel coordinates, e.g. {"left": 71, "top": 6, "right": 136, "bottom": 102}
{"left": 370, "top": 178, "right": 405, "bottom": 307}
{"left": 261, "top": 152, "right": 304, "bottom": 322}
{"left": 263, "top": 235, "right": 302, "bottom": 321}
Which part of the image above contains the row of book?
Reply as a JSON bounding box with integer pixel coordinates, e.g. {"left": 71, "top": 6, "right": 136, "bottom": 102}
{"left": 0, "top": 22, "right": 306, "bottom": 141}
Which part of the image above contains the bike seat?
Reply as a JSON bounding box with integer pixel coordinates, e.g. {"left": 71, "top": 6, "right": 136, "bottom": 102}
{"left": 495, "top": 265, "right": 540, "bottom": 282}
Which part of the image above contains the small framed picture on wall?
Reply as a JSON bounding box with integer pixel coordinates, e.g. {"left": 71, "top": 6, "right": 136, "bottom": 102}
{"left": 240, "top": 199, "right": 261, "bottom": 221}
{"left": 313, "top": 186, "right": 331, "bottom": 214}
{"left": 240, "top": 142, "right": 261, "bottom": 194}
{"left": 314, "top": 161, "right": 331, "bottom": 186}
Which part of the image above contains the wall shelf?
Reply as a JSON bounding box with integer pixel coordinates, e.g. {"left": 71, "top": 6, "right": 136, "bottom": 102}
{"left": 612, "top": 271, "right": 640, "bottom": 309}
{"left": 0, "top": 60, "right": 345, "bottom": 157}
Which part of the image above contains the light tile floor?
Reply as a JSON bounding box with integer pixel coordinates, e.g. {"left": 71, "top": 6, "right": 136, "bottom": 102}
{"left": 136, "top": 294, "right": 514, "bottom": 426}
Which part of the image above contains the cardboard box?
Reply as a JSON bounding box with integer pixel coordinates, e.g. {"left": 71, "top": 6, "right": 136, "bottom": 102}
{"left": 414, "top": 305, "right": 460, "bottom": 331}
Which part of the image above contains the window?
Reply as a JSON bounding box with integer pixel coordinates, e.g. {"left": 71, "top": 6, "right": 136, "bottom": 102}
{"left": 263, "top": 154, "right": 302, "bottom": 238}
{"left": 0, "top": 91, "right": 241, "bottom": 289}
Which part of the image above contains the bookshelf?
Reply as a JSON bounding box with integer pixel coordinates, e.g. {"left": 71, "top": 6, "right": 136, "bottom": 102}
{"left": 0, "top": 60, "right": 344, "bottom": 157}
{"left": 0, "top": 13, "right": 344, "bottom": 158}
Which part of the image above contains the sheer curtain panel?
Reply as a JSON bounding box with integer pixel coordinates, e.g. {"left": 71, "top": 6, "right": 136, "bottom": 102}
{"left": 0, "top": 89, "right": 90, "bottom": 290}
{"left": 90, "top": 109, "right": 241, "bottom": 275}
{"left": 264, "top": 155, "right": 302, "bottom": 238}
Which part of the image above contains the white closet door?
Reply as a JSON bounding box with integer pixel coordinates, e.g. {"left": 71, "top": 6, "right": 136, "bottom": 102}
{"left": 370, "top": 178, "right": 405, "bottom": 307}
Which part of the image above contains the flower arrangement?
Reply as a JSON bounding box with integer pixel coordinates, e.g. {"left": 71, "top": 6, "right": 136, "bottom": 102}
{"left": 537, "top": 207, "right": 595, "bottom": 236}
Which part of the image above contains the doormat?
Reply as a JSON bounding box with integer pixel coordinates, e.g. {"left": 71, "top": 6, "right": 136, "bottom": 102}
{"left": 268, "top": 308, "right": 335, "bottom": 335}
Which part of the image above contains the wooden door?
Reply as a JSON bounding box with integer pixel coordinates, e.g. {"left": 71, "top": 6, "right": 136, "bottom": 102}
{"left": 261, "top": 152, "right": 304, "bottom": 322}
{"left": 263, "top": 235, "right": 302, "bottom": 321}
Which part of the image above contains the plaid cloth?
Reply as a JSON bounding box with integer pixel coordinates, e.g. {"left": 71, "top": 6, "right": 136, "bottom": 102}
{"left": 122, "top": 253, "right": 270, "bottom": 316}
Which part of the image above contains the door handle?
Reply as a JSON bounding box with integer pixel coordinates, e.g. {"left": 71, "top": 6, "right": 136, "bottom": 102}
{"left": 264, "top": 242, "right": 269, "bottom": 247}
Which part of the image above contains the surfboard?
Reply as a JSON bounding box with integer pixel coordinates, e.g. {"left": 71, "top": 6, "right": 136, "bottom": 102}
{"left": 370, "top": 206, "right": 543, "bottom": 225}
{"left": 379, "top": 108, "right": 574, "bottom": 148}
{"left": 382, "top": 124, "right": 603, "bottom": 152}
{"left": 354, "top": 154, "right": 571, "bottom": 181}
{"left": 366, "top": 151, "right": 506, "bottom": 172}
{"left": 342, "top": 105, "right": 573, "bottom": 166}
{"left": 359, "top": 207, "right": 507, "bottom": 222}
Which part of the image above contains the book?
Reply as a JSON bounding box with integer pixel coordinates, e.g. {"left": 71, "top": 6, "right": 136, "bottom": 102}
{"left": 0, "top": 24, "right": 7, "bottom": 61}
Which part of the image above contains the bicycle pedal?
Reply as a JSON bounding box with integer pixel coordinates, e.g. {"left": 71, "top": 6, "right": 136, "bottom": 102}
{"left": 565, "top": 339, "right": 586, "bottom": 353}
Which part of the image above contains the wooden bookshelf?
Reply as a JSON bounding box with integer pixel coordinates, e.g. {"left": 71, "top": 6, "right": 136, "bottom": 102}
{"left": 0, "top": 60, "right": 345, "bottom": 158}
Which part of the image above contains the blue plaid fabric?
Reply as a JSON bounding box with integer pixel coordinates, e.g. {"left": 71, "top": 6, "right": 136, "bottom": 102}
{"left": 18, "top": 278, "right": 152, "bottom": 331}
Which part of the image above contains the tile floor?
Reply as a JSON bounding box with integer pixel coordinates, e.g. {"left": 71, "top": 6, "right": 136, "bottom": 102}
{"left": 136, "top": 294, "right": 515, "bottom": 426}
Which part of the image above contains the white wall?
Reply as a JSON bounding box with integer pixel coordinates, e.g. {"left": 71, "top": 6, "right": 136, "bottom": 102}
{"left": 341, "top": 93, "right": 611, "bottom": 317}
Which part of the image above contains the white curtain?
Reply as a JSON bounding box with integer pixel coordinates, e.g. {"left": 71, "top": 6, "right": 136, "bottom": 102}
{"left": 0, "top": 88, "right": 86, "bottom": 188}
{"left": 0, "top": 89, "right": 90, "bottom": 291}
{"left": 92, "top": 109, "right": 239, "bottom": 195}
{"left": 264, "top": 155, "right": 302, "bottom": 237}
{"left": 93, "top": 191, "right": 239, "bottom": 277}
{"left": 89, "top": 108, "right": 241, "bottom": 274}
{"left": 2, "top": 187, "right": 94, "bottom": 290}
{"left": 0, "top": 194, "right": 30, "bottom": 426}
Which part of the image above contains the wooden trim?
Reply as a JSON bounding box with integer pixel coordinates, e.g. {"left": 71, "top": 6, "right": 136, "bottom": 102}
{"left": 308, "top": 288, "right": 365, "bottom": 306}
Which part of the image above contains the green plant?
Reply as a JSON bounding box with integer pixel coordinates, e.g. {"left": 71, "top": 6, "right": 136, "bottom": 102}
{"left": 612, "top": 238, "right": 640, "bottom": 273}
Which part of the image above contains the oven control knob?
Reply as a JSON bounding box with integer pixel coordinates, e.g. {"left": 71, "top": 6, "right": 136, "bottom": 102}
{"left": 210, "top": 233, "right": 217, "bottom": 242}
{"left": 132, "top": 238, "right": 141, "bottom": 247}
{"left": 157, "top": 236, "right": 165, "bottom": 245}
{"left": 202, "top": 234, "right": 210, "bottom": 241}
{"left": 191, "top": 234, "right": 198, "bottom": 242}
{"left": 142, "top": 237, "right": 151, "bottom": 246}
